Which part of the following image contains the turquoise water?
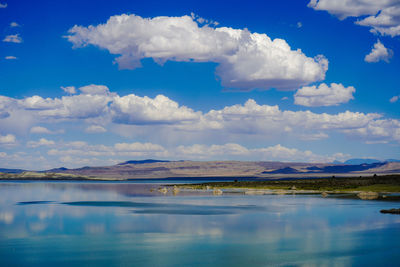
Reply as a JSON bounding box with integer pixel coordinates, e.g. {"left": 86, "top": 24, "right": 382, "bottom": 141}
{"left": 0, "top": 182, "right": 399, "bottom": 266}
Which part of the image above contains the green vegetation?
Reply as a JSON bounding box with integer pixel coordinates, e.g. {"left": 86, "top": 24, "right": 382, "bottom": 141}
{"left": 181, "top": 175, "right": 400, "bottom": 193}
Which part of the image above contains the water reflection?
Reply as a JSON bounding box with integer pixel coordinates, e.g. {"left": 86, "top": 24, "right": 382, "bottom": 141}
{"left": 0, "top": 181, "right": 399, "bottom": 266}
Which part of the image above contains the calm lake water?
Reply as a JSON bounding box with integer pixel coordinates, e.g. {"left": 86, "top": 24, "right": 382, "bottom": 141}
{"left": 0, "top": 181, "right": 399, "bottom": 266}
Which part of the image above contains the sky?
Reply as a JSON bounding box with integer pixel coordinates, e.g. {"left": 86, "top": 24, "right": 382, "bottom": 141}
{"left": 0, "top": 0, "right": 399, "bottom": 170}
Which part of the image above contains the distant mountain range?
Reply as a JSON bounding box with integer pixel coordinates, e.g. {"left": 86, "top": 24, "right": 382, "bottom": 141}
{"left": 118, "top": 159, "right": 171, "bottom": 165}
{"left": 1, "top": 159, "right": 400, "bottom": 179}
{"left": 263, "top": 162, "right": 387, "bottom": 174}
{"left": 0, "top": 168, "right": 26, "bottom": 174}
{"left": 333, "top": 158, "right": 400, "bottom": 165}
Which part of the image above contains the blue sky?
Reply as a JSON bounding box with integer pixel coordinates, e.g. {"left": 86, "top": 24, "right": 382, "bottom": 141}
{"left": 0, "top": 0, "right": 399, "bottom": 169}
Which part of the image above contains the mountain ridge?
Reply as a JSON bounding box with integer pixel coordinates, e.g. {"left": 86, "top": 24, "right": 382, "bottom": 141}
{"left": 2, "top": 160, "right": 400, "bottom": 180}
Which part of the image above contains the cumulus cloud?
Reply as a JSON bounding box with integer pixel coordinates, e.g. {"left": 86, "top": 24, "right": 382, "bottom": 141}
{"left": 61, "top": 86, "right": 76, "bottom": 94}
{"left": 342, "top": 118, "right": 400, "bottom": 144}
{"left": 390, "top": 95, "right": 399, "bottom": 103}
{"left": 1, "top": 85, "right": 400, "bottom": 145}
{"left": 0, "top": 86, "right": 200, "bottom": 128}
{"left": 294, "top": 83, "right": 355, "bottom": 107}
{"left": 114, "top": 142, "right": 165, "bottom": 152}
{"left": 176, "top": 143, "right": 249, "bottom": 158}
{"left": 20, "top": 94, "right": 112, "bottom": 119}
{"left": 30, "top": 126, "right": 63, "bottom": 134}
{"left": 47, "top": 141, "right": 167, "bottom": 160}
{"left": 0, "top": 151, "right": 54, "bottom": 170}
{"left": 18, "top": 85, "right": 115, "bottom": 120}
{"left": 66, "top": 14, "right": 328, "bottom": 90}
{"left": 300, "top": 132, "right": 329, "bottom": 141}
{"left": 41, "top": 141, "right": 350, "bottom": 168}
{"left": 46, "top": 140, "right": 350, "bottom": 164}
{"left": 0, "top": 134, "right": 16, "bottom": 146}
{"left": 198, "top": 99, "right": 394, "bottom": 143}
{"left": 30, "top": 126, "right": 52, "bottom": 134}
{"left": 111, "top": 94, "right": 200, "bottom": 125}
{"left": 5, "top": 56, "right": 17, "bottom": 60}
{"left": 364, "top": 40, "right": 393, "bottom": 63}
{"left": 27, "top": 138, "right": 55, "bottom": 148}
{"left": 308, "top": 0, "right": 400, "bottom": 37}
{"left": 79, "top": 84, "right": 110, "bottom": 95}
{"left": 3, "top": 34, "right": 22, "bottom": 43}
{"left": 85, "top": 125, "right": 106, "bottom": 133}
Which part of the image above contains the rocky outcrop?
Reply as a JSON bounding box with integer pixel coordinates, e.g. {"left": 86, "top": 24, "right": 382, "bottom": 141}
{"left": 172, "top": 185, "right": 180, "bottom": 195}
{"left": 158, "top": 187, "right": 168, "bottom": 194}
{"left": 213, "top": 188, "right": 223, "bottom": 195}
{"left": 357, "top": 191, "right": 379, "bottom": 200}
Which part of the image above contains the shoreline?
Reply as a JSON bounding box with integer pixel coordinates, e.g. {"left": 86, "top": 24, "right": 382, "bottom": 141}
{"left": 176, "top": 174, "right": 400, "bottom": 195}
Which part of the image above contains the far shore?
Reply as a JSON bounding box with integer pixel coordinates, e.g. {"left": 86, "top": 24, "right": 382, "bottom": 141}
{"left": 176, "top": 174, "right": 400, "bottom": 196}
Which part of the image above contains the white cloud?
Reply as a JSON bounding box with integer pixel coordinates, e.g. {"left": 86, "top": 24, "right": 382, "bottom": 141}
{"left": 390, "top": 95, "right": 399, "bottom": 103}
{"left": 364, "top": 40, "right": 393, "bottom": 63}
{"left": 174, "top": 143, "right": 349, "bottom": 162}
{"left": 0, "top": 95, "right": 36, "bottom": 134}
{"left": 294, "top": 83, "right": 355, "bottom": 107}
{"left": 114, "top": 142, "right": 165, "bottom": 152}
{"left": 45, "top": 140, "right": 350, "bottom": 164}
{"left": 0, "top": 2, "right": 7, "bottom": 8}
{"left": 79, "top": 84, "right": 110, "bottom": 95}
{"left": 176, "top": 143, "right": 249, "bottom": 158}
{"left": 1, "top": 86, "right": 400, "bottom": 145}
{"left": 61, "top": 86, "right": 76, "bottom": 94}
{"left": 85, "top": 125, "right": 106, "bottom": 133}
{"left": 30, "top": 126, "right": 53, "bottom": 134}
{"left": 3, "top": 34, "right": 22, "bottom": 43}
{"left": 0, "top": 134, "right": 16, "bottom": 145}
{"left": 297, "top": 22, "right": 303, "bottom": 28}
{"left": 5, "top": 56, "right": 17, "bottom": 60}
{"left": 10, "top": 22, "right": 19, "bottom": 27}
{"left": 20, "top": 94, "right": 112, "bottom": 119}
{"left": 66, "top": 14, "right": 328, "bottom": 90}
{"left": 68, "top": 141, "right": 88, "bottom": 148}
{"left": 111, "top": 94, "right": 200, "bottom": 125}
{"left": 27, "top": 138, "right": 55, "bottom": 148}
{"left": 199, "top": 99, "right": 386, "bottom": 139}
{"left": 300, "top": 132, "right": 329, "bottom": 141}
{"left": 47, "top": 141, "right": 167, "bottom": 160}
{"left": 30, "top": 126, "right": 63, "bottom": 134}
{"left": 57, "top": 155, "right": 118, "bottom": 167}
{"left": 308, "top": 0, "right": 400, "bottom": 37}
{"left": 0, "top": 151, "right": 53, "bottom": 170}
{"left": 342, "top": 118, "right": 400, "bottom": 143}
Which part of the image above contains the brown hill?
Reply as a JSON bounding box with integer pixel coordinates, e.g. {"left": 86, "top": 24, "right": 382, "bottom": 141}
{"left": 41, "top": 160, "right": 400, "bottom": 179}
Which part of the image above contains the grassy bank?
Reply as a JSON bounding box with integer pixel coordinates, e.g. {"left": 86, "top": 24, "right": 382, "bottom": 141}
{"left": 181, "top": 174, "right": 400, "bottom": 193}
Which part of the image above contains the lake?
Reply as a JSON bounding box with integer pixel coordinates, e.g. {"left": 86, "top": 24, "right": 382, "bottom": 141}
{"left": 0, "top": 181, "right": 399, "bottom": 266}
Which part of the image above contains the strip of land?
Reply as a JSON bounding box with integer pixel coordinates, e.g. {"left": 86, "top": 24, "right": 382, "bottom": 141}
{"left": 179, "top": 174, "right": 400, "bottom": 194}
{"left": 1, "top": 160, "right": 400, "bottom": 180}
